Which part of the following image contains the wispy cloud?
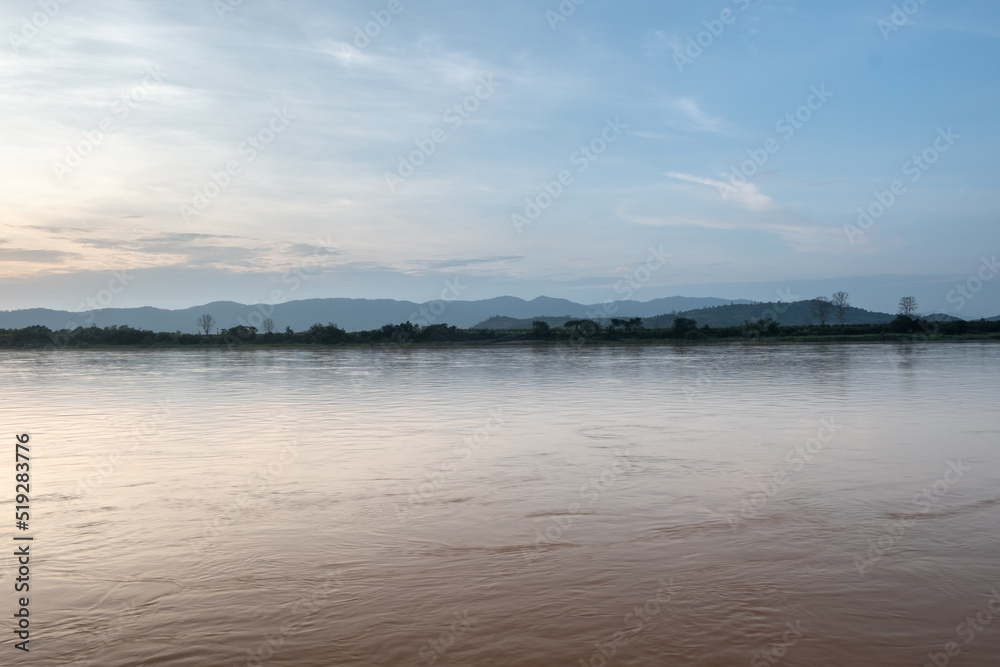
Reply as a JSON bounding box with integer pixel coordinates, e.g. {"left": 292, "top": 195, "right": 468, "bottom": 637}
{"left": 1, "top": 227, "right": 345, "bottom": 276}
{"left": 0, "top": 248, "right": 77, "bottom": 263}
{"left": 424, "top": 255, "right": 524, "bottom": 270}
{"left": 664, "top": 98, "right": 727, "bottom": 134}
{"left": 667, "top": 172, "right": 775, "bottom": 211}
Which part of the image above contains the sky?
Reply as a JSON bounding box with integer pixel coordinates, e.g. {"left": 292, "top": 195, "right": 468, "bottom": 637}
{"left": 2, "top": 0, "right": 999, "bottom": 316}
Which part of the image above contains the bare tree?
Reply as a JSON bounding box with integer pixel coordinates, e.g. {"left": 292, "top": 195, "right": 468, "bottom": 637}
{"left": 831, "top": 291, "right": 850, "bottom": 325}
{"left": 811, "top": 297, "right": 832, "bottom": 326}
{"left": 262, "top": 318, "right": 275, "bottom": 334}
{"left": 197, "top": 314, "right": 215, "bottom": 335}
{"left": 898, "top": 296, "right": 918, "bottom": 317}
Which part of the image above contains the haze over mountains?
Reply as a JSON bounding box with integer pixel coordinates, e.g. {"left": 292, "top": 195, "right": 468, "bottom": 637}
{"left": 477, "top": 303, "right": 964, "bottom": 330}
{"left": 0, "top": 296, "right": 989, "bottom": 333}
{"left": 0, "top": 296, "right": 750, "bottom": 333}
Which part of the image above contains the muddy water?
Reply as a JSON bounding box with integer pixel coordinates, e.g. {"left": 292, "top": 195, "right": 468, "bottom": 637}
{"left": 2, "top": 343, "right": 999, "bottom": 666}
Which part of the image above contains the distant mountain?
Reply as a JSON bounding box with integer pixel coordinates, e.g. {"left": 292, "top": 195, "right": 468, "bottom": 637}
{"left": 646, "top": 302, "right": 965, "bottom": 328}
{"left": 922, "top": 313, "right": 965, "bottom": 322}
{"left": 474, "top": 301, "right": 965, "bottom": 330}
{"left": 472, "top": 315, "right": 598, "bottom": 330}
{"left": 642, "top": 302, "right": 888, "bottom": 328}
{"left": 988, "top": 315, "right": 1000, "bottom": 322}
{"left": 0, "top": 295, "right": 751, "bottom": 333}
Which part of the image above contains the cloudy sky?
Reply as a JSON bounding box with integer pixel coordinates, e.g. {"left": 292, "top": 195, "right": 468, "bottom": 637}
{"left": 2, "top": 0, "right": 999, "bottom": 316}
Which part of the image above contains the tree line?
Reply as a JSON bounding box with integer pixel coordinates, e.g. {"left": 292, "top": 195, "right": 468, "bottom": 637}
{"left": 2, "top": 312, "right": 998, "bottom": 349}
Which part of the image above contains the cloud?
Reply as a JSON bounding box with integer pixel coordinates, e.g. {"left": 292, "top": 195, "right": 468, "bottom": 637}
{"left": 9, "top": 227, "right": 345, "bottom": 274}
{"left": 642, "top": 30, "right": 675, "bottom": 57}
{"left": 667, "top": 172, "right": 775, "bottom": 211}
{"left": 0, "top": 248, "right": 77, "bottom": 262}
{"left": 424, "top": 255, "right": 523, "bottom": 270}
{"left": 632, "top": 130, "right": 675, "bottom": 140}
{"left": 665, "top": 98, "right": 726, "bottom": 134}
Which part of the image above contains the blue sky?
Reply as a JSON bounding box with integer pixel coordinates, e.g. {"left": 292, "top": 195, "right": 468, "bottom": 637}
{"left": 2, "top": 0, "right": 999, "bottom": 316}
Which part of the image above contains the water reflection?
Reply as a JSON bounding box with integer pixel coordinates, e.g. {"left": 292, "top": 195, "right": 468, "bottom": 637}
{"left": 0, "top": 344, "right": 997, "bottom": 666}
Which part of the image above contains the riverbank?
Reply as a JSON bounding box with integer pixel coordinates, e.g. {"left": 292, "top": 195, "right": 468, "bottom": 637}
{"left": 4, "top": 316, "right": 998, "bottom": 350}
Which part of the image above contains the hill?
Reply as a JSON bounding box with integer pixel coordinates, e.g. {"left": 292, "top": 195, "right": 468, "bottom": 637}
{"left": 473, "top": 302, "right": 964, "bottom": 330}
{"left": 0, "top": 295, "right": 750, "bottom": 333}
{"left": 642, "top": 301, "right": 893, "bottom": 328}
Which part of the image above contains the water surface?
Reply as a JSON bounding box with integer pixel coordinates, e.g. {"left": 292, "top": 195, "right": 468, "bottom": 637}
{"left": 2, "top": 344, "right": 999, "bottom": 666}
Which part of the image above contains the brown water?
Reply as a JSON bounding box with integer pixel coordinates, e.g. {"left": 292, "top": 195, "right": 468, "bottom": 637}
{"left": 2, "top": 344, "right": 999, "bottom": 666}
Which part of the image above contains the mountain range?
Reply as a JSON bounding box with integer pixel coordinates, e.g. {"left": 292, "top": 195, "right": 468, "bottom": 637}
{"left": 473, "top": 303, "right": 963, "bottom": 330}
{"left": 0, "top": 296, "right": 989, "bottom": 333}
{"left": 0, "top": 296, "right": 751, "bottom": 333}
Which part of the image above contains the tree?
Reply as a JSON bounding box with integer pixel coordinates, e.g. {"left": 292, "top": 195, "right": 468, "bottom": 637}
{"left": 831, "top": 291, "right": 850, "bottom": 325}
{"left": 197, "top": 314, "right": 215, "bottom": 335}
{"left": 531, "top": 321, "right": 551, "bottom": 339}
{"left": 889, "top": 315, "right": 917, "bottom": 334}
{"left": 898, "top": 296, "right": 918, "bottom": 317}
{"left": 308, "top": 323, "right": 346, "bottom": 344}
{"left": 565, "top": 319, "right": 600, "bottom": 338}
{"left": 671, "top": 317, "right": 698, "bottom": 336}
{"left": 225, "top": 325, "right": 257, "bottom": 344}
{"left": 262, "top": 318, "right": 275, "bottom": 334}
{"left": 811, "top": 297, "right": 832, "bottom": 326}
